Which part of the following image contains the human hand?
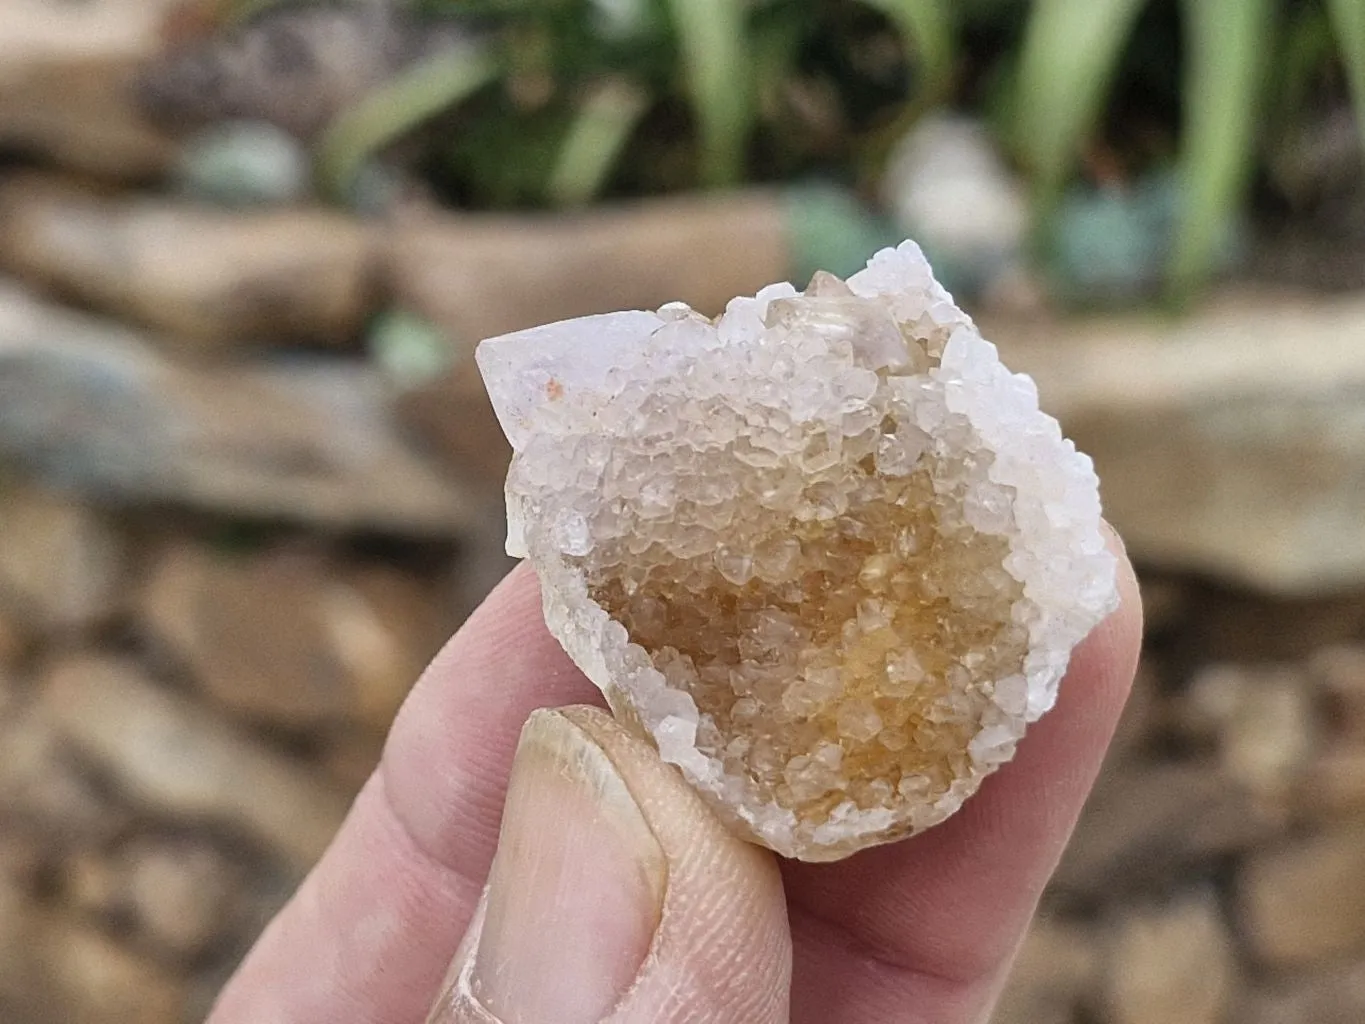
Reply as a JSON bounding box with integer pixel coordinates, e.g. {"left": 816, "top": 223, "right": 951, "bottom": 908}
{"left": 208, "top": 532, "right": 1139, "bottom": 1024}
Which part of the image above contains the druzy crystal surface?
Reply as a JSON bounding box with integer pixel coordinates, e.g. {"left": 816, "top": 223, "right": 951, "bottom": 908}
{"left": 478, "top": 242, "right": 1118, "bottom": 861}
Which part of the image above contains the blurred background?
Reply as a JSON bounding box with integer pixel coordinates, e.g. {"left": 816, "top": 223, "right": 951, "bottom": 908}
{"left": 1, "top": 0, "right": 1363, "bottom": 1020}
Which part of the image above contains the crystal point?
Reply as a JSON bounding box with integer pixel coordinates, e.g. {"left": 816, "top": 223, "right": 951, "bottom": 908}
{"left": 478, "top": 241, "right": 1119, "bottom": 861}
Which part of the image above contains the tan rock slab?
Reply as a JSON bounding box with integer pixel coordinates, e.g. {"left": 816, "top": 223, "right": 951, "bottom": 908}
{"left": 0, "top": 0, "right": 181, "bottom": 179}
{"left": 1241, "top": 961, "right": 1365, "bottom": 1024}
{"left": 122, "top": 836, "right": 242, "bottom": 960}
{"left": 990, "top": 289, "right": 1365, "bottom": 593}
{"left": 38, "top": 655, "right": 351, "bottom": 868}
{"left": 1298, "top": 743, "right": 1365, "bottom": 821}
{"left": 1312, "top": 645, "right": 1365, "bottom": 739}
{"left": 1101, "top": 892, "right": 1236, "bottom": 1024}
{"left": 1182, "top": 663, "right": 1317, "bottom": 805}
{"left": 0, "top": 487, "right": 124, "bottom": 632}
{"left": 0, "top": 879, "right": 186, "bottom": 1024}
{"left": 0, "top": 706, "right": 124, "bottom": 847}
{"left": 0, "top": 175, "right": 376, "bottom": 350}
{"left": 0, "top": 282, "right": 474, "bottom": 534}
{"left": 992, "top": 916, "right": 1098, "bottom": 1024}
{"left": 141, "top": 543, "right": 447, "bottom": 732}
{"left": 1239, "top": 820, "right": 1365, "bottom": 968}
{"left": 1055, "top": 761, "right": 1282, "bottom": 900}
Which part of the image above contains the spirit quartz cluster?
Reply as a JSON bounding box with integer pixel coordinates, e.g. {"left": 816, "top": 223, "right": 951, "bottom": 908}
{"left": 478, "top": 242, "right": 1118, "bottom": 861}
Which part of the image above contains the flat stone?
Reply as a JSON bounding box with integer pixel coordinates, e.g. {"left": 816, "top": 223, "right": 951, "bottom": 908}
{"left": 0, "top": 282, "right": 473, "bottom": 534}
{"left": 37, "top": 655, "right": 351, "bottom": 869}
{"left": 61, "top": 835, "right": 241, "bottom": 960}
{"left": 0, "top": 0, "right": 180, "bottom": 179}
{"left": 992, "top": 916, "right": 1098, "bottom": 1024}
{"left": 122, "top": 835, "right": 242, "bottom": 960}
{"left": 0, "top": 611, "right": 28, "bottom": 668}
{"left": 1055, "top": 761, "right": 1282, "bottom": 901}
{"left": 989, "top": 289, "right": 1365, "bottom": 593}
{"left": 0, "top": 487, "right": 125, "bottom": 632}
{"left": 1101, "top": 892, "right": 1236, "bottom": 1024}
{"left": 0, "top": 706, "right": 124, "bottom": 849}
{"left": 0, "top": 879, "right": 186, "bottom": 1024}
{"left": 140, "top": 543, "right": 448, "bottom": 732}
{"left": 1311, "top": 645, "right": 1365, "bottom": 739}
{"left": 1241, "top": 961, "right": 1365, "bottom": 1024}
{"left": 1298, "top": 743, "right": 1365, "bottom": 821}
{"left": 1238, "top": 820, "right": 1365, "bottom": 968}
{"left": 1181, "top": 663, "right": 1317, "bottom": 805}
{"left": 0, "top": 175, "right": 376, "bottom": 350}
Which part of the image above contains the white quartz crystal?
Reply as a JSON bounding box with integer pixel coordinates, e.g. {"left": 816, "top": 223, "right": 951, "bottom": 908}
{"left": 478, "top": 241, "right": 1119, "bottom": 861}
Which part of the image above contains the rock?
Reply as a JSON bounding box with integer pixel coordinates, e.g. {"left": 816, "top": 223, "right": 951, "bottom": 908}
{"left": 386, "top": 192, "right": 788, "bottom": 345}
{"left": 37, "top": 655, "right": 351, "bottom": 869}
{"left": 0, "top": 486, "right": 124, "bottom": 633}
{"left": 0, "top": 283, "right": 474, "bottom": 534}
{"left": 989, "top": 289, "right": 1365, "bottom": 593}
{"left": 0, "top": 0, "right": 181, "bottom": 179}
{"left": 480, "top": 242, "right": 1118, "bottom": 861}
{"left": 0, "top": 176, "right": 376, "bottom": 351}
{"left": 1298, "top": 743, "right": 1365, "bottom": 821}
{"left": 176, "top": 119, "right": 312, "bottom": 207}
{"left": 992, "top": 916, "right": 1098, "bottom": 1024}
{"left": 140, "top": 543, "right": 447, "bottom": 732}
{"left": 1101, "top": 892, "right": 1236, "bottom": 1024}
{"left": 1241, "top": 961, "right": 1365, "bottom": 1024}
{"left": 880, "top": 115, "right": 1029, "bottom": 298}
{"left": 0, "top": 610, "right": 29, "bottom": 668}
{"left": 1311, "top": 645, "right": 1365, "bottom": 739}
{"left": 1055, "top": 761, "right": 1282, "bottom": 901}
{"left": 0, "top": 706, "right": 124, "bottom": 848}
{"left": 1181, "top": 664, "right": 1317, "bottom": 805}
{"left": 1191, "top": 589, "right": 1365, "bottom": 663}
{"left": 1238, "top": 821, "right": 1365, "bottom": 968}
{"left": 0, "top": 829, "right": 46, "bottom": 892}
{"left": 318, "top": 725, "right": 387, "bottom": 792}
{"left": 121, "top": 835, "right": 241, "bottom": 959}
{"left": 0, "top": 881, "right": 186, "bottom": 1024}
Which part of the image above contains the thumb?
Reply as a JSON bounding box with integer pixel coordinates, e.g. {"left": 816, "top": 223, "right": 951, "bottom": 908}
{"left": 427, "top": 705, "right": 792, "bottom": 1024}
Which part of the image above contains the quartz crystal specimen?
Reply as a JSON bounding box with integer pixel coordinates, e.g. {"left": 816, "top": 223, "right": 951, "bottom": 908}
{"left": 478, "top": 241, "right": 1119, "bottom": 861}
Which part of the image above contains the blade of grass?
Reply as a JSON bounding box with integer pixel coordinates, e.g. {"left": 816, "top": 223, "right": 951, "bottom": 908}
{"left": 315, "top": 44, "right": 499, "bottom": 203}
{"left": 1012, "top": 0, "right": 1146, "bottom": 206}
{"left": 855, "top": 0, "right": 954, "bottom": 103}
{"left": 665, "top": 0, "right": 752, "bottom": 187}
{"left": 547, "top": 78, "right": 650, "bottom": 206}
{"left": 1326, "top": 0, "right": 1365, "bottom": 153}
{"left": 1167, "top": 0, "right": 1272, "bottom": 299}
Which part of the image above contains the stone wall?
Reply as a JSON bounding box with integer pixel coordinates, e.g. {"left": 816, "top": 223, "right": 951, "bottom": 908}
{"left": 1, "top": 479, "right": 1363, "bottom": 1022}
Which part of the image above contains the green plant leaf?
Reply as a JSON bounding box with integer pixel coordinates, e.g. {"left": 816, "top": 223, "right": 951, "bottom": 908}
{"left": 547, "top": 78, "right": 651, "bottom": 206}
{"left": 1326, "top": 0, "right": 1365, "bottom": 153}
{"left": 1012, "top": 0, "right": 1146, "bottom": 204}
{"left": 854, "top": 0, "right": 954, "bottom": 103}
{"left": 315, "top": 44, "right": 500, "bottom": 204}
{"left": 664, "top": 0, "right": 752, "bottom": 186}
{"left": 1168, "top": 0, "right": 1273, "bottom": 299}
